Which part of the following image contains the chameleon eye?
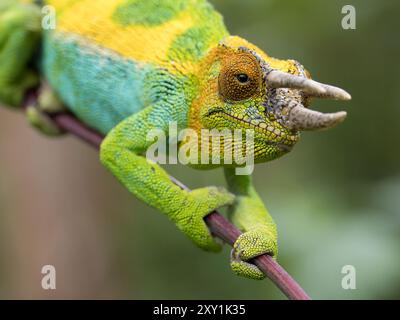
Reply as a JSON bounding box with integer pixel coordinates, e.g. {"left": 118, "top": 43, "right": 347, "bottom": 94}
{"left": 236, "top": 73, "right": 249, "bottom": 84}
{"left": 219, "top": 53, "right": 261, "bottom": 102}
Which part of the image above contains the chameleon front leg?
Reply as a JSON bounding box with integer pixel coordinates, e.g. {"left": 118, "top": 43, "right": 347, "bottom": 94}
{"left": 100, "top": 106, "right": 235, "bottom": 252}
{"left": 224, "top": 167, "right": 277, "bottom": 280}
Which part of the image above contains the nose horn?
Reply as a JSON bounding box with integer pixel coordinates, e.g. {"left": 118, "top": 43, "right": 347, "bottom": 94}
{"left": 288, "top": 103, "right": 347, "bottom": 131}
{"left": 266, "top": 70, "right": 351, "bottom": 101}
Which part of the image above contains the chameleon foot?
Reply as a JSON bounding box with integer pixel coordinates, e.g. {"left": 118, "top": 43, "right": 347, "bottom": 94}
{"left": 230, "top": 226, "right": 277, "bottom": 280}
{"left": 25, "top": 84, "right": 67, "bottom": 136}
{"left": 175, "top": 186, "right": 235, "bottom": 252}
{"left": 0, "top": 71, "right": 38, "bottom": 108}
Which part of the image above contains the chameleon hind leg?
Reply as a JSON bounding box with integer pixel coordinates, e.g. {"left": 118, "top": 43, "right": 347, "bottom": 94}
{"left": 0, "top": 1, "right": 41, "bottom": 107}
{"left": 0, "top": 3, "right": 65, "bottom": 136}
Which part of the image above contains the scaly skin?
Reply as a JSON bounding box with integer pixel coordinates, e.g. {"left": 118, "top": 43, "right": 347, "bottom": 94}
{"left": 0, "top": 0, "right": 349, "bottom": 280}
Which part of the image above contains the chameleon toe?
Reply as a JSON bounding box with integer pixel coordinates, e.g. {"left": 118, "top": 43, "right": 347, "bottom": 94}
{"left": 230, "top": 249, "right": 265, "bottom": 280}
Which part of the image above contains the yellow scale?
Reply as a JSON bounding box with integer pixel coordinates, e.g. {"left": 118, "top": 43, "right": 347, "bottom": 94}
{"left": 45, "top": 0, "right": 196, "bottom": 73}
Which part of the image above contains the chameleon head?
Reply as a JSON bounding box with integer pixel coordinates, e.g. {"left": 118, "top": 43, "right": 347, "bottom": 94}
{"left": 193, "top": 36, "right": 351, "bottom": 163}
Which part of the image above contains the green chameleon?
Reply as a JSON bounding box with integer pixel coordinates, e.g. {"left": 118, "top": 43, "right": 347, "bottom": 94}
{"left": 0, "top": 0, "right": 350, "bottom": 280}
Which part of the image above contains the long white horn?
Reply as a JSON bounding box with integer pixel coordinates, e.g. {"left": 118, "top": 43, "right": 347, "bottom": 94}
{"left": 266, "top": 70, "right": 351, "bottom": 101}
{"left": 317, "top": 84, "right": 352, "bottom": 101}
{"left": 287, "top": 103, "right": 347, "bottom": 131}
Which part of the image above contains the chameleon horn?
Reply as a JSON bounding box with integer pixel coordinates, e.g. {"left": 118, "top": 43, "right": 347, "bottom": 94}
{"left": 266, "top": 70, "right": 351, "bottom": 101}
{"left": 315, "top": 83, "right": 352, "bottom": 101}
{"left": 287, "top": 103, "right": 347, "bottom": 131}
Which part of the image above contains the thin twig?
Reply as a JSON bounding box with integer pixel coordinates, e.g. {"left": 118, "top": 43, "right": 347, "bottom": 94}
{"left": 22, "top": 92, "right": 310, "bottom": 300}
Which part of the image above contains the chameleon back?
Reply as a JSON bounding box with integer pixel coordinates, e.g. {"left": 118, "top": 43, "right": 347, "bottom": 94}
{"left": 41, "top": 0, "right": 228, "bottom": 134}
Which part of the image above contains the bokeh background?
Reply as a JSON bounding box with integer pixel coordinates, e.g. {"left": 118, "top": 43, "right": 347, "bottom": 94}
{"left": 0, "top": 0, "right": 399, "bottom": 299}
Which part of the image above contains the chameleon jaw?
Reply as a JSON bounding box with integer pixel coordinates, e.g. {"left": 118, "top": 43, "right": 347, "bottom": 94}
{"left": 206, "top": 109, "right": 299, "bottom": 149}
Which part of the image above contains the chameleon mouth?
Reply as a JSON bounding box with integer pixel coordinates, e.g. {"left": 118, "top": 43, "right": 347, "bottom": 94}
{"left": 209, "top": 110, "right": 299, "bottom": 147}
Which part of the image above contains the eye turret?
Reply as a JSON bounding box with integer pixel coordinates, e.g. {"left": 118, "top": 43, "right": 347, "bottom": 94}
{"left": 218, "top": 53, "right": 262, "bottom": 102}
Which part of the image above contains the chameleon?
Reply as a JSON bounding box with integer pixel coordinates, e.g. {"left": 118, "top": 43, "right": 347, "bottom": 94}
{"left": 0, "top": 0, "right": 350, "bottom": 280}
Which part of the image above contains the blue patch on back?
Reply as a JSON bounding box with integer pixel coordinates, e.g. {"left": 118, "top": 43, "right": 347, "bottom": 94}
{"left": 42, "top": 33, "right": 153, "bottom": 134}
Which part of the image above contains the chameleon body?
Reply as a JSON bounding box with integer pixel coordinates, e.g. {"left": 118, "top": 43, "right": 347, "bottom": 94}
{"left": 0, "top": 0, "right": 350, "bottom": 280}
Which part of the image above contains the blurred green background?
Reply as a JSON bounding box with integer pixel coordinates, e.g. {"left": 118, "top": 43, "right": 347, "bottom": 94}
{"left": 0, "top": 0, "right": 399, "bottom": 299}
